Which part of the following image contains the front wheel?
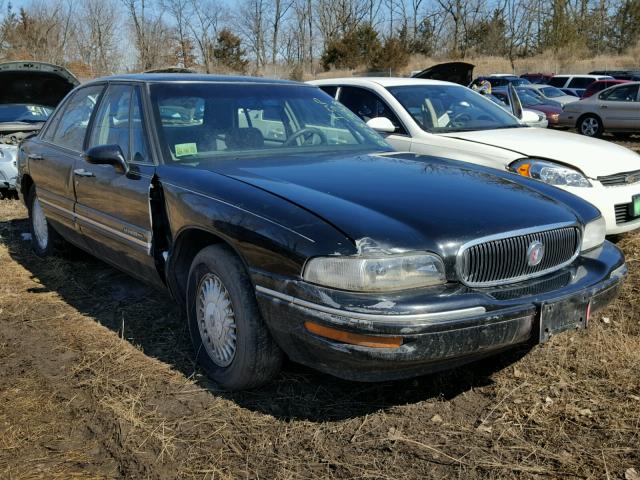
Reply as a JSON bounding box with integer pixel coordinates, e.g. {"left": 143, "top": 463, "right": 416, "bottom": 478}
{"left": 186, "top": 244, "right": 283, "bottom": 390}
{"left": 578, "top": 115, "right": 603, "bottom": 137}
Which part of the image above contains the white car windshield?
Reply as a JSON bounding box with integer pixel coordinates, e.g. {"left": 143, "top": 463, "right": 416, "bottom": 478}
{"left": 539, "top": 86, "right": 566, "bottom": 98}
{"left": 387, "top": 85, "right": 522, "bottom": 133}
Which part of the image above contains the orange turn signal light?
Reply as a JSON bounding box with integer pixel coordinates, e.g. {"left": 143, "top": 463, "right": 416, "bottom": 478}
{"left": 304, "top": 322, "right": 403, "bottom": 349}
{"left": 517, "top": 163, "right": 531, "bottom": 177}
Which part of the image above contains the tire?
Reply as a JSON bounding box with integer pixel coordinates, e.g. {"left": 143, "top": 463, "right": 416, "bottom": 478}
{"left": 186, "top": 244, "right": 283, "bottom": 390}
{"left": 27, "top": 185, "right": 64, "bottom": 257}
{"left": 578, "top": 114, "right": 603, "bottom": 138}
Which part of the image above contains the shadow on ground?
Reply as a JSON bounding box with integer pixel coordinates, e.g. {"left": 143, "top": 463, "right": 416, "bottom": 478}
{"left": 1, "top": 215, "right": 531, "bottom": 422}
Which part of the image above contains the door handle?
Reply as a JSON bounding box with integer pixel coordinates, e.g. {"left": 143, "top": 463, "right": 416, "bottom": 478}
{"left": 73, "top": 168, "right": 95, "bottom": 177}
{"left": 28, "top": 154, "right": 43, "bottom": 161}
{"left": 600, "top": 105, "right": 608, "bottom": 109}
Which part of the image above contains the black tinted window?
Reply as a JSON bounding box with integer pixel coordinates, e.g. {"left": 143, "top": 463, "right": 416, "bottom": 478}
{"left": 548, "top": 77, "right": 567, "bottom": 87}
{"left": 50, "top": 85, "right": 103, "bottom": 151}
{"left": 568, "top": 77, "right": 595, "bottom": 88}
{"left": 319, "top": 86, "right": 338, "bottom": 98}
{"left": 338, "top": 86, "right": 406, "bottom": 134}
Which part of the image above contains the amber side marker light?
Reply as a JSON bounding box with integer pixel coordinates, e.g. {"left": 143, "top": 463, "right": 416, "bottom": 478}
{"left": 517, "top": 163, "right": 531, "bottom": 177}
{"left": 304, "top": 322, "right": 403, "bottom": 348}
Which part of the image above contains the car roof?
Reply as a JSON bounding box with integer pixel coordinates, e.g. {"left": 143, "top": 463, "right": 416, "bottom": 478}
{"left": 84, "top": 73, "right": 304, "bottom": 86}
{"left": 309, "top": 77, "right": 457, "bottom": 88}
{"left": 552, "top": 74, "right": 613, "bottom": 79}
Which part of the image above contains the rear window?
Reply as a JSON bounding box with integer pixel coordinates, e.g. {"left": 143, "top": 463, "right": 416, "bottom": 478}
{"left": 548, "top": 77, "right": 567, "bottom": 88}
{"left": 567, "top": 77, "right": 596, "bottom": 89}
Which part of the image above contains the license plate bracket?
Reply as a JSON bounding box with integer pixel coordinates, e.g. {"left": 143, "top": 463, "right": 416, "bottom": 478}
{"left": 538, "top": 295, "right": 590, "bottom": 343}
{"left": 630, "top": 195, "right": 640, "bottom": 219}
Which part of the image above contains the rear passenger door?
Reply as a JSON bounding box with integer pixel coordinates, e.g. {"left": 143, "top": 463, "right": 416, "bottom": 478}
{"left": 73, "top": 83, "right": 162, "bottom": 286}
{"left": 26, "top": 84, "right": 104, "bottom": 247}
{"left": 337, "top": 86, "right": 412, "bottom": 151}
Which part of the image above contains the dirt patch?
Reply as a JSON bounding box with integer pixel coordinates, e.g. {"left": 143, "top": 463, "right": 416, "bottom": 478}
{"left": 1, "top": 168, "right": 640, "bottom": 478}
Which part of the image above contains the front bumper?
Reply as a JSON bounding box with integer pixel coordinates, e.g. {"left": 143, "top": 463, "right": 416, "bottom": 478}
{"left": 561, "top": 182, "right": 640, "bottom": 234}
{"left": 254, "top": 242, "right": 625, "bottom": 381}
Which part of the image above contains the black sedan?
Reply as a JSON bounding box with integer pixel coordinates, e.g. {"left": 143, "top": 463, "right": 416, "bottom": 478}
{"left": 17, "top": 75, "right": 626, "bottom": 390}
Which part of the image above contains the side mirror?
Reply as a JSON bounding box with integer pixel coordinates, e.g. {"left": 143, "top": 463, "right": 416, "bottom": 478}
{"left": 366, "top": 117, "right": 396, "bottom": 134}
{"left": 85, "top": 144, "right": 128, "bottom": 174}
{"left": 508, "top": 83, "right": 523, "bottom": 120}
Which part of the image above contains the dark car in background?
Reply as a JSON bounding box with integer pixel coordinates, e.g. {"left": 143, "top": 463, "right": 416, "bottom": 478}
{"left": 0, "top": 61, "right": 78, "bottom": 198}
{"left": 474, "top": 75, "right": 531, "bottom": 88}
{"left": 18, "top": 74, "right": 626, "bottom": 390}
{"left": 520, "top": 73, "right": 554, "bottom": 84}
{"left": 590, "top": 70, "right": 640, "bottom": 81}
{"left": 583, "top": 79, "right": 630, "bottom": 98}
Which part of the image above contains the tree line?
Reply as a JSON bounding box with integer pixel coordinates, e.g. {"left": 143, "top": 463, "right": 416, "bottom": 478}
{"left": 0, "top": 0, "right": 638, "bottom": 78}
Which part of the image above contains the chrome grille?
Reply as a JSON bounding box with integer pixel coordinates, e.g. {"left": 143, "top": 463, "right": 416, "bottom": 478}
{"left": 598, "top": 170, "right": 640, "bottom": 187}
{"left": 458, "top": 226, "right": 581, "bottom": 287}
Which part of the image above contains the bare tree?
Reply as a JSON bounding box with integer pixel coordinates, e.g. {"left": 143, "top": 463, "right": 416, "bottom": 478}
{"left": 76, "top": 0, "right": 121, "bottom": 75}
{"left": 187, "top": 0, "right": 225, "bottom": 72}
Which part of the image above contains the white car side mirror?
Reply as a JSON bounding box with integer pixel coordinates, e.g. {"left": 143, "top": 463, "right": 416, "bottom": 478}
{"left": 366, "top": 117, "right": 396, "bottom": 133}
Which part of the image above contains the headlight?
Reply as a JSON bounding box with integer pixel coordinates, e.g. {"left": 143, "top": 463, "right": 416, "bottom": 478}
{"left": 0, "top": 145, "right": 17, "bottom": 163}
{"left": 581, "top": 217, "right": 606, "bottom": 252}
{"left": 510, "top": 158, "right": 591, "bottom": 187}
{"left": 303, "top": 252, "right": 446, "bottom": 292}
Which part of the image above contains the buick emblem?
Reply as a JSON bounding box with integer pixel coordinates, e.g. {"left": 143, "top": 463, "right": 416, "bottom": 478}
{"left": 527, "top": 241, "right": 545, "bottom": 267}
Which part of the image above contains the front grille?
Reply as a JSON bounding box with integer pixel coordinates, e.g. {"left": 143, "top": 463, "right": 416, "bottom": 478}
{"left": 458, "top": 226, "right": 581, "bottom": 287}
{"left": 598, "top": 170, "right": 640, "bottom": 187}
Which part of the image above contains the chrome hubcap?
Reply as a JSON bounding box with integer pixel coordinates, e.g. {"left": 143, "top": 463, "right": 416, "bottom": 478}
{"left": 196, "top": 273, "right": 237, "bottom": 367}
{"left": 32, "top": 197, "right": 48, "bottom": 250}
{"left": 581, "top": 118, "right": 598, "bottom": 136}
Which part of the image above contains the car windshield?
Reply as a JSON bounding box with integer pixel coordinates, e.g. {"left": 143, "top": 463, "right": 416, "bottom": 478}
{"left": 149, "top": 83, "right": 390, "bottom": 163}
{"left": 516, "top": 90, "right": 545, "bottom": 106}
{"left": 539, "top": 86, "right": 565, "bottom": 98}
{"left": 387, "top": 84, "right": 521, "bottom": 133}
{"left": 0, "top": 104, "right": 53, "bottom": 123}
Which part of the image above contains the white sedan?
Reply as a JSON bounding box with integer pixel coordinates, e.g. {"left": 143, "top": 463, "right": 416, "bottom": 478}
{"left": 309, "top": 77, "right": 640, "bottom": 235}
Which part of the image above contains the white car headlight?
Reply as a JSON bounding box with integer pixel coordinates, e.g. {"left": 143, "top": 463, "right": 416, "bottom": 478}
{"left": 0, "top": 144, "right": 18, "bottom": 163}
{"left": 510, "top": 158, "right": 591, "bottom": 187}
{"left": 581, "top": 217, "right": 606, "bottom": 252}
{"left": 303, "top": 252, "right": 446, "bottom": 292}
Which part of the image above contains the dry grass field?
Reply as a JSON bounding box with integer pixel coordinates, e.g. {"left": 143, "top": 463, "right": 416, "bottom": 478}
{"left": 1, "top": 139, "right": 640, "bottom": 479}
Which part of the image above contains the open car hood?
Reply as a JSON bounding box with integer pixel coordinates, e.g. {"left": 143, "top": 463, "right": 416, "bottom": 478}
{"left": 411, "top": 62, "right": 475, "bottom": 86}
{"left": 0, "top": 61, "right": 79, "bottom": 108}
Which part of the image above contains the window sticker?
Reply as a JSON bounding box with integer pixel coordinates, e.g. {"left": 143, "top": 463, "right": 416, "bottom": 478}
{"left": 175, "top": 142, "right": 197, "bottom": 157}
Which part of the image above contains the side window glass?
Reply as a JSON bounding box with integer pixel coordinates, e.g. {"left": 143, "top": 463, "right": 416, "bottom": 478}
{"left": 548, "top": 77, "right": 565, "bottom": 88}
{"left": 50, "top": 85, "right": 103, "bottom": 151}
{"left": 600, "top": 85, "right": 640, "bottom": 102}
{"left": 338, "top": 87, "right": 405, "bottom": 134}
{"left": 88, "top": 85, "right": 132, "bottom": 160}
{"left": 131, "top": 88, "right": 152, "bottom": 163}
{"left": 319, "top": 86, "right": 338, "bottom": 98}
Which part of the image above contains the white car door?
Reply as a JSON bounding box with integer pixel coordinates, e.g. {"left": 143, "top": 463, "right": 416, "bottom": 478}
{"left": 336, "top": 86, "right": 412, "bottom": 151}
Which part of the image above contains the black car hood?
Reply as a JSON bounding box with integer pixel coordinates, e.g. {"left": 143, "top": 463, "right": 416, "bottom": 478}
{"left": 208, "top": 152, "right": 581, "bottom": 259}
{"left": 0, "top": 61, "right": 79, "bottom": 108}
{"left": 412, "top": 62, "right": 475, "bottom": 86}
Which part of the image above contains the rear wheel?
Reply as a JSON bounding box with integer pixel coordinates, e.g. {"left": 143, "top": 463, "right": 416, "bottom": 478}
{"left": 27, "top": 185, "right": 65, "bottom": 257}
{"left": 186, "top": 244, "right": 283, "bottom": 390}
{"left": 578, "top": 115, "right": 603, "bottom": 138}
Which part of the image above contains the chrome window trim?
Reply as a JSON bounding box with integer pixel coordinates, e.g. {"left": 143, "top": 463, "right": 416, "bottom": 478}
{"left": 256, "top": 285, "right": 486, "bottom": 323}
{"left": 456, "top": 221, "right": 582, "bottom": 288}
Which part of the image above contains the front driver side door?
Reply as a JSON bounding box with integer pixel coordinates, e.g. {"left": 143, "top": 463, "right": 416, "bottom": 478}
{"left": 74, "top": 83, "right": 163, "bottom": 287}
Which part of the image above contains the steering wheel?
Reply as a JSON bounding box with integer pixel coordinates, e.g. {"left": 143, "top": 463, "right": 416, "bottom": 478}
{"left": 450, "top": 112, "right": 472, "bottom": 127}
{"left": 283, "top": 127, "right": 328, "bottom": 147}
